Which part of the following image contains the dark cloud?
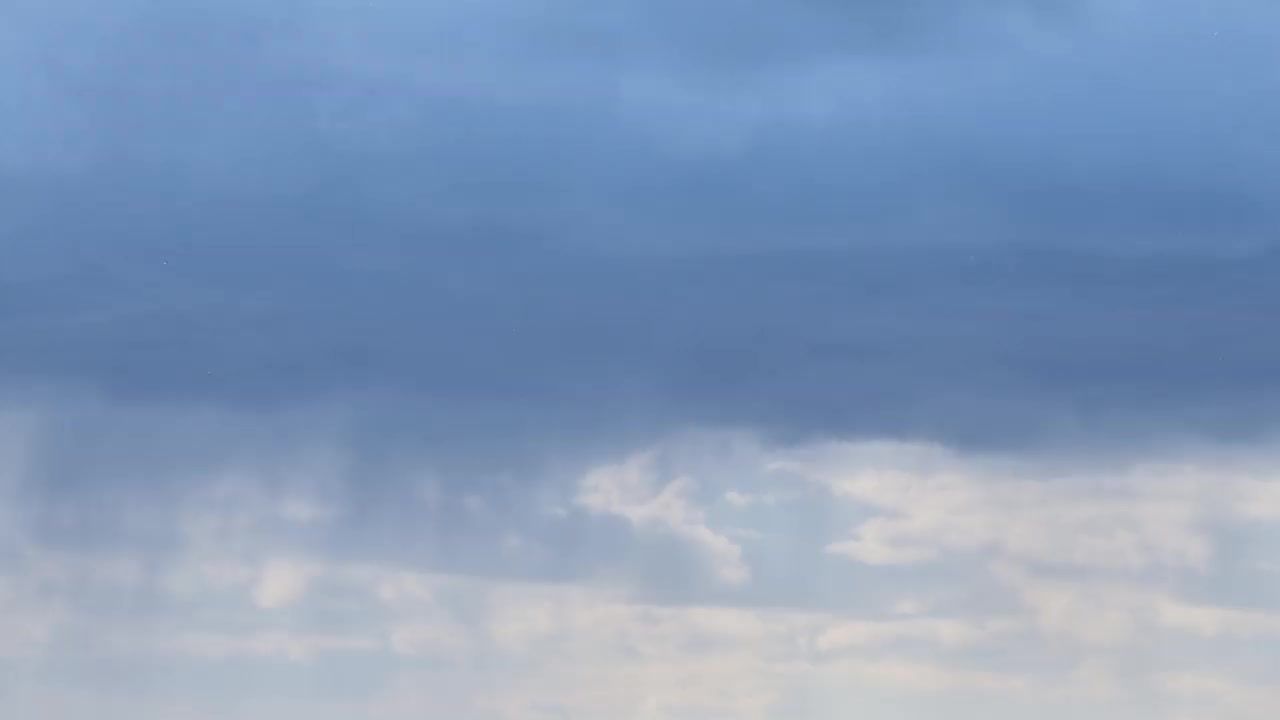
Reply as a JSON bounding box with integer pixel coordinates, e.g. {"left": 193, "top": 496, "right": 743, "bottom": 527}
{"left": 3, "top": 0, "right": 1280, "bottom": 452}
{"left": 5, "top": 0, "right": 1277, "bottom": 248}
{"left": 5, "top": 234, "right": 1280, "bottom": 451}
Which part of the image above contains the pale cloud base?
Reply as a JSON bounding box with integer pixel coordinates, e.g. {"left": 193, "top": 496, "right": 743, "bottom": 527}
{"left": 2, "top": 403, "right": 1279, "bottom": 719}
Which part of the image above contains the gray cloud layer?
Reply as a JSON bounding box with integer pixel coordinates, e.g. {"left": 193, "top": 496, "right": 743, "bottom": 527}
{"left": 4, "top": 4, "right": 1280, "bottom": 714}
{"left": 7, "top": 239, "right": 1280, "bottom": 452}
{"left": 4, "top": 0, "right": 1280, "bottom": 453}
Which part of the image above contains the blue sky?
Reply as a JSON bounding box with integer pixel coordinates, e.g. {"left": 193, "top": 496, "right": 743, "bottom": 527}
{"left": 3, "top": 1, "right": 1280, "bottom": 718}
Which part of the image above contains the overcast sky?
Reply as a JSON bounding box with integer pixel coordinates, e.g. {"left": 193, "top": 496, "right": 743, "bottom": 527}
{"left": 4, "top": 1, "right": 1280, "bottom": 718}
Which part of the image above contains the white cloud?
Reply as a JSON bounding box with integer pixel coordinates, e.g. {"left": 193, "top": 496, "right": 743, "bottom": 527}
{"left": 166, "top": 630, "right": 380, "bottom": 663}
{"left": 891, "top": 596, "right": 932, "bottom": 616}
{"left": 577, "top": 451, "right": 750, "bottom": 584}
{"left": 7, "top": 399, "right": 1280, "bottom": 719}
{"left": 373, "top": 571, "right": 439, "bottom": 607}
{"left": 252, "top": 560, "right": 312, "bottom": 610}
{"left": 722, "top": 489, "right": 781, "bottom": 508}
{"left": 0, "top": 583, "right": 64, "bottom": 659}
{"left": 997, "top": 564, "right": 1280, "bottom": 646}
{"left": 780, "top": 441, "right": 1257, "bottom": 571}
{"left": 388, "top": 622, "right": 471, "bottom": 657}
{"left": 813, "top": 617, "right": 1016, "bottom": 653}
{"left": 1159, "top": 672, "right": 1280, "bottom": 719}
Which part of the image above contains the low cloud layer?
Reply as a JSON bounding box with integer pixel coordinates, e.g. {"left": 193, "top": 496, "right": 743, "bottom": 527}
{"left": 4, "top": 401, "right": 1280, "bottom": 718}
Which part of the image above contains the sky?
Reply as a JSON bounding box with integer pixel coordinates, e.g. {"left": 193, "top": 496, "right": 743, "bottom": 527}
{"left": 2, "top": 0, "right": 1280, "bottom": 717}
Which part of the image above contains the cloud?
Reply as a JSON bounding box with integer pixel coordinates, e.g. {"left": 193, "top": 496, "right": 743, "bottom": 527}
{"left": 3, "top": 397, "right": 1280, "bottom": 718}
{"left": 994, "top": 564, "right": 1280, "bottom": 647}
{"left": 6, "top": 0, "right": 1277, "bottom": 248}
{"left": 1159, "top": 673, "right": 1280, "bottom": 720}
{"left": 251, "top": 560, "right": 312, "bottom": 610}
{"left": 576, "top": 451, "right": 750, "bottom": 585}
{"left": 387, "top": 622, "right": 471, "bottom": 658}
{"left": 6, "top": 243, "right": 1280, "bottom": 458}
{"left": 3, "top": 2, "right": 1280, "bottom": 714}
{"left": 781, "top": 441, "right": 1216, "bottom": 570}
{"left": 162, "top": 630, "right": 380, "bottom": 664}
{"left": 5, "top": 0, "right": 1280, "bottom": 458}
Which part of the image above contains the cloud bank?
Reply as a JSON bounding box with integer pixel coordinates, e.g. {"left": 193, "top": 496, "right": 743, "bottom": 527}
{"left": 4, "top": 0, "right": 1280, "bottom": 716}
{"left": 4, "top": 402, "right": 1280, "bottom": 718}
